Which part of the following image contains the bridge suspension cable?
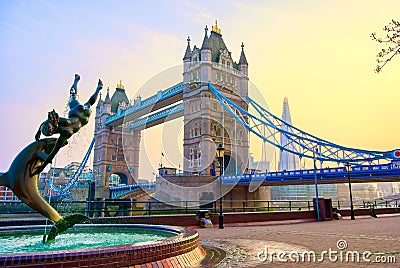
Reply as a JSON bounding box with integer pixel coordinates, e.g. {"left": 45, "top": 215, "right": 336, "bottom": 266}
{"left": 48, "top": 138, "right": 96, "bottom": 197}
{"left": 208, "top": 83, "right": 399, "bottom": 165}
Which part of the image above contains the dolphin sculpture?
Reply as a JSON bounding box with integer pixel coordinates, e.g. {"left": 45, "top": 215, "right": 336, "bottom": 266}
{"left": 0, "top": 138, "right": 88, "bottom": 243}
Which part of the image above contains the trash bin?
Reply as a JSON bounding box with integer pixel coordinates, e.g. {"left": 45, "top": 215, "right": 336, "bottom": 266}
{"left": 313, "top": 198, "right": 333, "bottom": 221}
{"left": 323, "top": 198, "right": 333, "bottom": 220}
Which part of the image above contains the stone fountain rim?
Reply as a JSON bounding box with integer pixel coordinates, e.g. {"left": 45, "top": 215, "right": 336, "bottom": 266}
{"left": 0, "top": 223, "right": 183, "bottom": 235}
{"left": 0, "top": 223, "right": 199, "bottom": 260}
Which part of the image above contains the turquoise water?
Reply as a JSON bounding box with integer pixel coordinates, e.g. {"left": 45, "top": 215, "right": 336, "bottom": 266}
{"left": 0, "top": 228, "right": 174, "bottom": 254}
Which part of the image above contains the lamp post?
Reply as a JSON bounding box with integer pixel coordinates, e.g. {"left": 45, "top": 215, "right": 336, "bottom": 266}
{"left": 313, "top": 147, "right": 321, "bottom": 221}
{"left": 86, "top": 170, "right": 95, "bottom": 218}
{"left": 216, "top": 144, "right": 225, "bottom": 229}
{"left": 345, "top": 162, "right": 355, "bottom": 220}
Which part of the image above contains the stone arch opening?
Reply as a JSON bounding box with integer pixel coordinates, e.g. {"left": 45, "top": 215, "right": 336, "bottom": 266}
{"left": 108, "top": 172, "right": 128, "bottom": 187}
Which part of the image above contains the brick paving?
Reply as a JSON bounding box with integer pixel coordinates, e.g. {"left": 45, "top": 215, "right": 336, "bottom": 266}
{"left": 197, "top": 214, "right": 400, "bottom": 267}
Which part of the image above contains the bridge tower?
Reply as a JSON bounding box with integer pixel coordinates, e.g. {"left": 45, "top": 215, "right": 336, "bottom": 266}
{"left": 182, "top": 22, "right": 250, "bottom": 176}
{"left": 93, "top": 82, "right": 139, "bottom": 190}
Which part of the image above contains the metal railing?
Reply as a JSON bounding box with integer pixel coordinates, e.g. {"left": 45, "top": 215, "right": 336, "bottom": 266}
{"left": 0, "top": 198, "right": 396, "bottom": 219}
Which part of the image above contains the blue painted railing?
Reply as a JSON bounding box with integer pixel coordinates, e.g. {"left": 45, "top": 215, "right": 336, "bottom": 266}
{"left": 222, "top": 163, "right": 400, "bottom": 185}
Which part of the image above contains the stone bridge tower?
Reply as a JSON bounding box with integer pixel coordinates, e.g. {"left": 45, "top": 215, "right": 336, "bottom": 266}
{"left": 182, "top": 22, "right": 250, "bottom": 176}
{"left": 93, "top": 82, "right": 140, "bottom": 189}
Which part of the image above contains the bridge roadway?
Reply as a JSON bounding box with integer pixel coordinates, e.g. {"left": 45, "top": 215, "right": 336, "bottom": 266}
{"left": 129, "top": 103, "right": 183, "bottom": 130}
{"left": 110, "top": 183, "right": 156, "bottom": 199}
{"left": 105, "top": 83, "right": 183, "bottom": 127}
{"left": 223, "top": 163, "right": 400, "bottom": 185}
{"left": 109, "top": 163, "right": 400, "bottom": 198}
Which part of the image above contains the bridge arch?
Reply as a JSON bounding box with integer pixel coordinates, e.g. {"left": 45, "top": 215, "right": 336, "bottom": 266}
{"left": 108, "top": 172, "right": 129, "bottom": 187}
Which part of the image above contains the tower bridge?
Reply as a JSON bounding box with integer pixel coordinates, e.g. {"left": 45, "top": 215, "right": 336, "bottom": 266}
{"left": 86, "top": 22, "right": 400, "bottom": 200}
{"left": 94, "top": 22, "right": 250, "bottom": 191}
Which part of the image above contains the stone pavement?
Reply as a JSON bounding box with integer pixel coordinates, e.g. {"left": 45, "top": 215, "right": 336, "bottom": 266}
{"left": 196, "top": 214, "right": 400, "bottom": 267}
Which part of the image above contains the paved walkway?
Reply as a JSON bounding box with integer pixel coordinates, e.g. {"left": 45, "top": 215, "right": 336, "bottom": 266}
{"left": 197, "top": 214, "right": 400, "bottom": 267}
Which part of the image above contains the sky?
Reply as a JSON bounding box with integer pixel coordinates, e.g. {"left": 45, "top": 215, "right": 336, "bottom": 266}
{"left": 1, "top": 1, "right": 400, "bottom": 179}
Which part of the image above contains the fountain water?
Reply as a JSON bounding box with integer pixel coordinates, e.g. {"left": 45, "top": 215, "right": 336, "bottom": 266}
{"left": 0, "top": 224, "right": 205, "bottom": 267}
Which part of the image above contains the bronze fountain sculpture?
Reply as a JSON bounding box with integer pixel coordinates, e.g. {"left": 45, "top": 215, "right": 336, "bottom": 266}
{"left": 0, "top": 74, "right": 102, "bottom": 243}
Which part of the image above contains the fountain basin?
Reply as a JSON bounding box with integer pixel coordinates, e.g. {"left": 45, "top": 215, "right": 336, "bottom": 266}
{"left": 0, "top": 224, "right": 205, "bottom": 267}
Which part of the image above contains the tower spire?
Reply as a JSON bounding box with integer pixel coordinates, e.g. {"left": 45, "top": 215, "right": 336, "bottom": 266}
{"left": 104, "top": 87, "right": 111, "bottom": 104}
{"left": 239, "top": 42, "right": 248, "bottom": 65}
{"left": 201, "top": 25, "right": 210, "bottom": 50}
{"left": 183, "top": 36, "right": 191, "bottom": 60}
{"left": 96, "top": 91, "right": 103, "bottom": 108}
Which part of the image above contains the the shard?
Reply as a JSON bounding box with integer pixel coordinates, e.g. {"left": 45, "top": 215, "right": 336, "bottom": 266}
{"left": 278, "top": 97, "right": 300, "bottom": 171}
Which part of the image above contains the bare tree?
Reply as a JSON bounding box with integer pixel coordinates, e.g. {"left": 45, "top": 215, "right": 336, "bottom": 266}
{"left": 371, "top": 19, "right": 400, "bottom": 73}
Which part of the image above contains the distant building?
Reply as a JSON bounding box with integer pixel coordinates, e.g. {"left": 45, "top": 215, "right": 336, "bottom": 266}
{"left": 271, "top": 97, "right": 338, "bottom": 201}
{"left": 42, "top": 162, "right": 92, "bottom": 195}
{"left": 278, "top": 97, "right": 300, "bottom": 171}
{"left": 138, "top": 178, "right": 151, "bottom": 184}
{"left": 377, "top": 182, "right": 399, "bottom": 197}
{"left": 248, "top": 155, "right": 269, "bottom": 173}
{"left": 158, "top": 167, "right": 177, "bottom": 176}
{"left": 64, "top": 162, "right": 91, "bottom": 173}
{"left": 0, "top": 186, "right": 17, "bottom": 200}
{"left": 337, "top": 183, "right": 380, "bottom": 204}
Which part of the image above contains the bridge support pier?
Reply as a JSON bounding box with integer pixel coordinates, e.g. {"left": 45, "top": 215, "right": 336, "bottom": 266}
{"left": 153, "top": 175, "right": 270, "bottom": 210}
{"left": 226, "top": 185, "right": 270, "bottom": 210}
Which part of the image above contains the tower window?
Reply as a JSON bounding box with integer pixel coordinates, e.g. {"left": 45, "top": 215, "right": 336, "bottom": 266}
{"left": 213, "top": 103, "right": 218, "bottom": 111}
{"left": 190, "top": 155, "right": 194, "bottom": 167}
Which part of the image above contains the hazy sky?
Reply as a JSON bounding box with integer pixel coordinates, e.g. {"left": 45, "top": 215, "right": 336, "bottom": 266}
{"left": 1, "top": 1, "right": 400, "bottom": 178}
